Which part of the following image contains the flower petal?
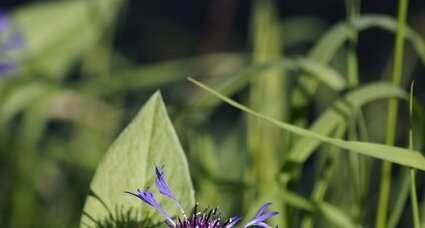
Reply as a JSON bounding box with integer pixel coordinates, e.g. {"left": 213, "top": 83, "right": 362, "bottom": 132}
{"left": 155, "top": 165, "right": 185, "bottom": 214}
{"left": 254, "top": 222, "right": 272, "bottom": 228}
{"left": 243, "top": 203, "right": 278, "bottom": 228}
{"left": 255, "top": 202, "right": 272, "bottom": 217}
{"left": 226, "top": 215, "right": 242, "bottom": 227}
{"left": 125, "top": 188, "right": 175, "bottom": 225}
{"left": 254, "top": 211, "right": 279, "bottom": 223}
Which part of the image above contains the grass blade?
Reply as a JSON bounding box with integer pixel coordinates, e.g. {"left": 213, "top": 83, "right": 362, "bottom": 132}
{"left": 189, "top": 78, "right": 425, "bottom": 171}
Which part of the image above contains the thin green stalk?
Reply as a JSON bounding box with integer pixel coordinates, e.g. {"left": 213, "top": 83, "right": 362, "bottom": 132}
{"left": 408, "top": 82, "right": 420, "bottom": 228}
{"left": 376, "top": 0, "right": 409, "bottom": 227}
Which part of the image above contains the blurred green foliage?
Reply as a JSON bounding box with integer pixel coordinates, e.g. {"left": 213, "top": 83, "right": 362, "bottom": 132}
{"left": 0, "top": 0, "right": 424, "bottom": 227}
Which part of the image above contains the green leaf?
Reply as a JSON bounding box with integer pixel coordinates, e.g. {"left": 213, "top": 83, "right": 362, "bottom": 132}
{"left": 189, "top": 78, "right": 425, "bottom": 171}
{"left": 80, "top": 92, "right": 195, "bottom": 227}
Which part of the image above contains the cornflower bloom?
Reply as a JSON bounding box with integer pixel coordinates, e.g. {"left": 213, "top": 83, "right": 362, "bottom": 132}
{"left": 0, "top": 11, "right": 24, "bottom": 75}
{"left": 126, "top": 165, "right": 278, "bottom": 228}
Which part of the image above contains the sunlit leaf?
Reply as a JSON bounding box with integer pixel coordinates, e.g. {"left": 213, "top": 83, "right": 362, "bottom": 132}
{"left": 80, "top": 92, "right": 195, "bottom": 227}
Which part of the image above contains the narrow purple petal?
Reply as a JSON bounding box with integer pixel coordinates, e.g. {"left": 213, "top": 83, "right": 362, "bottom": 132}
{"left": 256, "top": 202, "right": 272, "bottom": 217}
{"left": 253, "top": 211, "right": 279, "bottom": 222}
{"left": 154, "top": 165, "right": 185, "bottom": 214}
{"left": 243, "top": 203, "right": 278, "bottom": 228}
{"left": 227, "top": 215, "right": 242, "bottom": 227}
{"left": 125, "top": 188, "right": 175, "bottom": 226}
{"left": 254, "top": 222, "right": 272, "bottom": 228}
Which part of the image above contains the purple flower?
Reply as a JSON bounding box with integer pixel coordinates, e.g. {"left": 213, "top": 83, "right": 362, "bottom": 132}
{"left": 126, "top": 165, "right": 279, "bottom": 228}
{"left": 0, "top": 11, "right": 24, "bottom": 76}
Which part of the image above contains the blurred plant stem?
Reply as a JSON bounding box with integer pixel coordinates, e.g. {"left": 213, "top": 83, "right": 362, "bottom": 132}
{"left": 247, "top": 0, "right": 286, "bottom": 226}
{"left": 376, "top": 0, "right": 409, "bottom": 227}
